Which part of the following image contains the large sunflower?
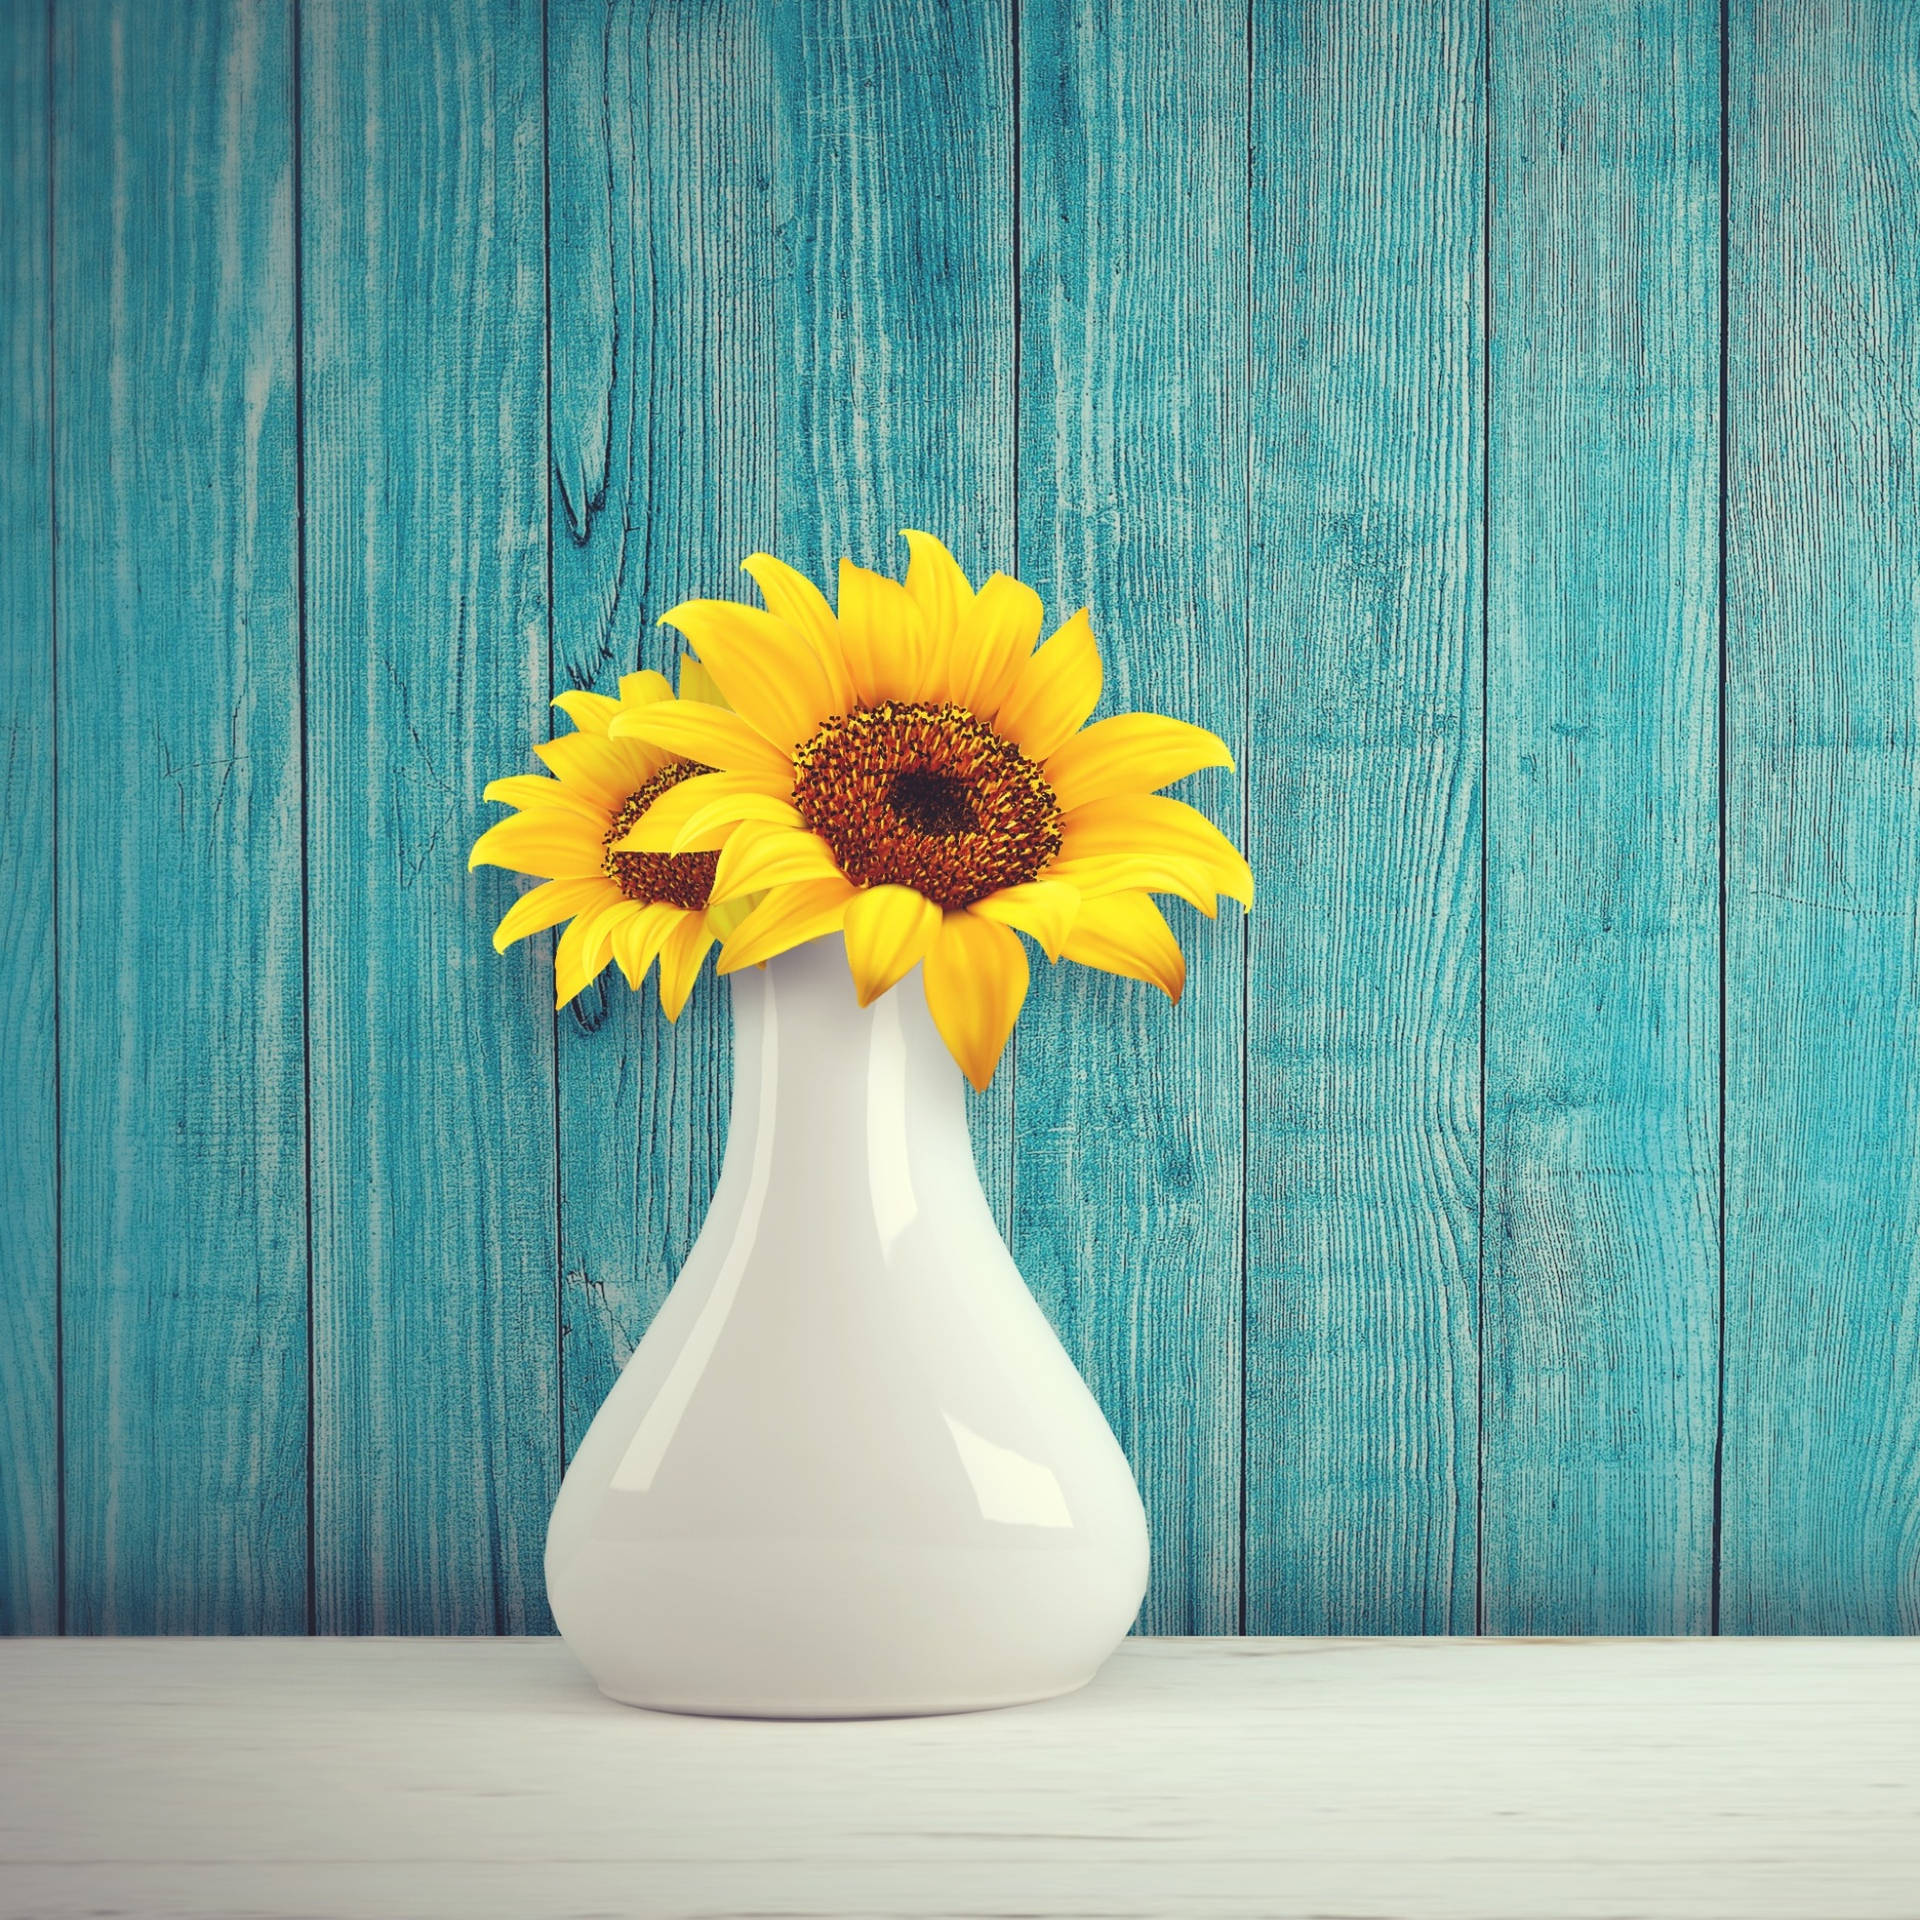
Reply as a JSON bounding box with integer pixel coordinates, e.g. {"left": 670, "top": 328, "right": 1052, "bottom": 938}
{"left": 470, "top": 662, "right": 748, "bottom": 1015}
{"left": 602, "top": 533, "right": 1252, "bottom": 1086}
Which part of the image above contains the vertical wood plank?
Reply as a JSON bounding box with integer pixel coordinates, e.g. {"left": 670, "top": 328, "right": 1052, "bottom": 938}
{"left": 304, "top": 0, "right": 557, "bottom": 1632}
{"left": 547, "top": 0, "right": 775, "bottom": 1455}
{"left": 770, "top": 0, "right": 1017, "bottom": 1227}
{"left": 1014, "top": 0, "right": 1246, "bottom": 1634}
{"left": 1722, "top": 0, "right": 1920, "bottom": 1633}
{"left": 55, "top": 0, "right": 308, "bottom": 1632}
{"left": 1244, "top": 0, "right": 1483, "bottom": 1635}
{"left": 0, "top": 0, "right": 58, "bottom": 1635}
{"left": 1480, "top": 0, "right": 1721, "bottom": 1634}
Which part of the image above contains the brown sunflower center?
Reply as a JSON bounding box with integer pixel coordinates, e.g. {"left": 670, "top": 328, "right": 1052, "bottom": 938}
{"left": 791, "top": 702, "right": 1061, "bottom": 910}
{"left": 602, "top": 760, "right": 718, "bottom": 910}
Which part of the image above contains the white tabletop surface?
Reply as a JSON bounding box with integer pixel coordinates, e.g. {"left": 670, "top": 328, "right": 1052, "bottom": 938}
{"left": 2, "top": 1634, "right": 1916, "bottom": 1919}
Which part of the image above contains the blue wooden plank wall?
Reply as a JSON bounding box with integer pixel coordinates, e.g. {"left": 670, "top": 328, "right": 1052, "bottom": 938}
{"left": 1244, "top": 0, "right": 1483, "bottom": 1636}
{"left": 1481, "top": 0, "right": 1722, "bottom": 1635}
{"left": 5, "top": 0, "right": 1920, "bottom": 1638}
{"left": 1, "top": 0, "right": 58, "bottom": 1636}
{"left": 53, "top": 0, "right": 309, "bottom": 1633}
{"left": 1721, "top": 0, "right": 1920, "bottom": 1635}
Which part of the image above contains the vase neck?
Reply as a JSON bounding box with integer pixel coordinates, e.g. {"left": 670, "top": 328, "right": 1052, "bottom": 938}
{"left": 719, "top": 935, "right": 980, "bottom": 1245}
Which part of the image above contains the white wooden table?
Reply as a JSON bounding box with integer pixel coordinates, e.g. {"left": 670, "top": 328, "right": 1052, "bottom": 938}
{"left": 2, "top": 1636, "right": 1916, "bottom": 1919}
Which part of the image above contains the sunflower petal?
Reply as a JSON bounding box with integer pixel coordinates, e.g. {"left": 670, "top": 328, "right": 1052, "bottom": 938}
{"left": 583, "top": 897, "right": 640, "bottom": 968}
{"left": 922, "top": 911, "right": 1029, "bottom": 1091}
{"left": 619, "top": 669, "right": 676, "bottom": 708}
{"left": 611, "top": 902, "right": 682, "bottom": 989}
{"left": 551, "top": 690, "right": 622, "bottom": 735}
{"left": 662, "top": 599, "right": 839, "bottom": 748}
{"left": 1059, "top": 793, "right": 1253, "bottom": 907}
{"left": 608, "top": 770, "right": 729, "bottom": 851}
{"left": 612, "top": 771, "right": 794, "bottom": 853}
{"left": 709, "top": 822, "right": 846, "bottom": 904}
{"left": 717, "top": 876, "right": 860, "bottom": 973}
{"left": 481, "top": 774, "right": 608, "bottom": 826}
{"left": 1060, "top": 891, "right": 1186, "bottom": 1001}
{"left": 675, "top": 655, "right": 727, "bottom": 707}
{"left": 901, "top": 529, "right": 976, "bottom": 697}
{"left": 966, "top": 878, "right": 1081, "bottom": 962}
{"left": 555, "top": 903, "right": 621, "bottom": 1007}
{"left": 1045, "top": 713, "right": 1235, "bottom": 811}
{"left": 656, "top": 915, "right": 718, "bottom": 1021}
{"left": 491, "top": 876, "right": 620, "bottom": 951}
{"left": 993, "top": 608, "right": 1103, "bottom": 761}
{"left": 947, "top": 571, "right": 1043, "bottom": 718}
{"left": 1046, "top": 851, "right": 1221, "bottom": 918}
{"left": 533, "top": 730, "right": 666, "bottom": 810}
{"left": 626, "top": 807, "right": 783, "bottom": 858}
{"left": 608, "top": 698, "right": 794, "bottom": 777}
{"left": 742, "top": 552, "right": 857, "bottom": 714}
{"left": 675, "top": 793, "right": 803, "bottom": 851}
{"left": 469, "top": 811, "right": 607, "bottom": 879}
{"left": 841, "top": 884, "right": 942, "bottom": 1006}
{"left": 837, "top": 559, "right": 927, "bottom": 706}
{"left": 703, "top": 893, "right": 761, "bottom": 942}
{"left": 621, "top": 793, "right": 801, "bottom": 857}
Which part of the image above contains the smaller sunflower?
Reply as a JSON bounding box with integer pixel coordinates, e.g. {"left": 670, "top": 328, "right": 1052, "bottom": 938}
{"left": 470, "top": 662, "right": 748, "bottom": 1016}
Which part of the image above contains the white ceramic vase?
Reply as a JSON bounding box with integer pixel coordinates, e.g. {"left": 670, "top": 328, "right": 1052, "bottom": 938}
{"left": 545, "top": 932, "right": 1149, "bottom": 1719}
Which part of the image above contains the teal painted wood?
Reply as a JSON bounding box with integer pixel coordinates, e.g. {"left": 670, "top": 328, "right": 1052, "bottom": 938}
{"left": 0, "top": 1, "right": 58, "bottom": 1636}
{"left": 302, "top": 0, "right": 557, "bottom": 1632}
{"left": 769, "top": 0, "right": 1018, "bottom": 1230}
{"left": 54, "top": 0, "right": 308, "bottom": 1632}
{"left": 1243, "top": 0, "right": 1483, "bottom": 1636}
{"left": 1480, "top": 0, "right": 1721, "bottom": 1634}
{"left": 21, "top": 0, "right": 1920, "bottom": 1645}
{"left": 1014, "top": 0, "right": 1246, "bottom": 1635}
{"left": 548, "top": 0, "right": 773, "bottom": 1456}
{"left": 1720, "top": 0, "right": 1920, "bottom": 1634}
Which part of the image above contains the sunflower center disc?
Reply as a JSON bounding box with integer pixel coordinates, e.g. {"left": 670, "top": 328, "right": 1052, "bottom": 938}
{"left": 603, "top": 759, "right": 718, "bottom": 909}
{"left": 792, "top": 701, "right": 1061, "bottom": 910}
{"left": 886, "top": 769, "right": 978, "bottom": 838}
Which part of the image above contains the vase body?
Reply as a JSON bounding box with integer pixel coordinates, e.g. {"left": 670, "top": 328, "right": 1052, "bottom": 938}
{"left": 545, "top": 933, "right": 1149, "bottom": 1719}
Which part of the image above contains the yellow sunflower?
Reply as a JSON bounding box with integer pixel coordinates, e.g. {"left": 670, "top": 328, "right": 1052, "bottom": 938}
{"left": 469, "top": 661, "right": 750, "bottom": 1016}
{"left": 602, "top": 533, "right": 1252, "bottom": 1087}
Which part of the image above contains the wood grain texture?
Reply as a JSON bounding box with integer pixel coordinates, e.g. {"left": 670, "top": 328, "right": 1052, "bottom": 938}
{"left": 20, "top": 1, "right": 1920, "bottom": 1645}
{"left": 0, "top": 0, "right": 58, "bottom": 1636}
{"left": 1720, "top": 0, "right": 1920, "bottom": 1634}
{"left": 1014, "top": 0, "right": 1247, "bottom": 1634}
{"left": 302, "top": 0, "right": 556, "bottom": 1632}
{"left": 548, "top": 0, "right": 775, "bottom": 1460}
{"left": 1480, "top": 0, "right": 1721, "bottom": 1634}
{"left": 8, "top": 1637, "right": 1920, "bottom": 1917}
{"left": 1243, "top": 0, "right": 1484, "bottom": 1634}
{"left": 769, "top": 0, "right": 1019, "bottom": 1228}
{"left": 53, "top": 0, "right": 308, "bottom": 1634}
